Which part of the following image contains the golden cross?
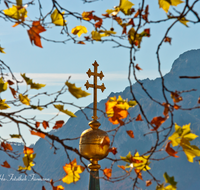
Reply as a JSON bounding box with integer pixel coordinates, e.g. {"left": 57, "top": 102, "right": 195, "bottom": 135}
{"left": 85, "top": 61, "right": 106, "bottom": 121}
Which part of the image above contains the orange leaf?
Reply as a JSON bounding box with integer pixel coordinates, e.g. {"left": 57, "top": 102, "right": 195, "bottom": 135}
{"left": 118, "top": 165, "right": 126, "bottom": 170}
{"left": 27, "top": 21, "right": 46, "bottom": 48}
{"left": 1, "top": 142, "right": 13, "bottom": 151}
{"left": 134, "top": 169, "right": 143, "bottom": 180}
{"left": 108, "top": 147, "right": 117, "bottom": 155}
{"left": 95, "top": 19, "right": 103, "bottom": 28}
{"left": 7, "top": 80, "right": 14, "bottom": 85}
{"left": 128, "top": 18, "right": 135, "bottom": 26}
{"left": 42, "top": 120, "right": 49, "bottom": 129}
{"left": 134, "top": 9, "right": 140, "bottom": 18}
{"left": 136, "top": 114, "right": 143, "bottom": 121}
{"left": 146, "top": 180, "right": 152, "bottom": 187}
{"left": 135, "top": 64, "right": 142, "bottom": 71}
{"left": 171, "top": 91, "right": 183, "bottom": 103}
{"left": 30, "top": 130, "right": 45, "bottom": 138}
{"left": 108, "top": 107, "right": 128, "bottom": 125}
{"left": 164, "top": 37, "right": 172, "bottom": 44}
{"left": 126, "top": 130, "right": 134, "bottom": 138}
{"left": 53, "top": 185, "right": 65, "bottom": 190}
{"left": 77, "top": 41, "right": 85, "bottom": 45}
{"left": 23, "top": 146, "right": 34, "bottom": 154}
{"left": 103, "top": 168, "right": 112, "bottom": 179}
{"left": 100, "top": 136, "right": 110, "bottom": 149}
{"left": 150, "top": 116, "right": 167, "bottom": 131}
{"left": 102, "top": 13, "right": 110, "bottom": 18}
{"left": 174, "top": 104, "right": 181, "bottom": 110}
{"left": 162, "top": 102, "right": 170, "bottom": 116}
{"left": 9, "top": 87, "right": 17, "bottom": 99}
{"left": 35, "top": 121, "right": 40, "bottom": 128}
{"left": 198, "top": 97, "right": 200, "bottom": 104}
{"left": 82, "top": 11, "right": 94, "bottom": 21}
{"left": 144, "top": 28, "right": 150, "bottom": 37}
{"left": 42, "top": 186, "right": 46, "bottom": 190}
{"left": 53, "top": 120, "right": 64, "bottom": 129}
{"left": 122, "top": 26, "right": 127, "bottom": 34}
{"left": 1, "top": 161, "right": 10, "bottom": 168}
{"left": 165, "top": 141, "right": 179, "bottom": 158}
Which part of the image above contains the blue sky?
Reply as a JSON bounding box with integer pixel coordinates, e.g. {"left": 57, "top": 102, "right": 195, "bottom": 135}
{"left": 0, "top": 0, "right": 200, "bottom": 145}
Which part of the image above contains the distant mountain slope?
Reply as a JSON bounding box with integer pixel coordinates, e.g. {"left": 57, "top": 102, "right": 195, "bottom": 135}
{"left": 1, "top": 49, "right": 200, "bottom": 190}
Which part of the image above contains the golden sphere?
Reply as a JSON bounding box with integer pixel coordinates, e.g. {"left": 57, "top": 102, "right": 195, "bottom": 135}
{"left": 79, "top": 122, "right": 110, "bottom": 160}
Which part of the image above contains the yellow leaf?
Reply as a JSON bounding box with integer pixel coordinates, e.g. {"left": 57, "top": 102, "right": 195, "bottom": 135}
{"left": 30, "top": 82, "right": 46, "bottom": 90}
{"left": 179, "top": 17, "right": 189, "bottom": 27}
{"left": 71, "top": 25, "right": 87, "bottom": 37}
{"left": 62, "top": 158, "right": 85, "bottom": 184}
{"left": 51, "top": 9, "right": 66, "bottom": 26}
{"left": 3, "top": 5, "right": 27, "bottom": 21}
{"left": 159, "top": 0, "right": 184, "bottom": 13}
{"left": 0, "top": 47, "right": 6, "bottom": 54}
{"left": 19, "top": 94, "right": 30, "bottom": 106}
{"left": 21, "top": 73, "right": 32, "bottom": 85}
{"left": 99, "top": 30, "right": 117, "bottom": 37}
{"left": 30, "top": 105, "right": 44, "bottom": 111}
{"left": 0, "top": 99, "right": 10, "bottom": 110}
{"left": 18, "top": 153, "right": 36, "bottom": 171}
{"left": 119, "top": 0, "right": 134, "bottom": 15}
{"left": 0, "top": 78, "right": 8, "bottom": 92}
{"left": 65, "top": 81, "right": 90, "bottom": 99}
{"left": 16, "top": 0, "right": 22, "bottom": 6}
{"left": 54, "top": 104, "right": 76, "bottom": 117}
{"left": 91, "top": 31, "right": 102, "bottom": 41}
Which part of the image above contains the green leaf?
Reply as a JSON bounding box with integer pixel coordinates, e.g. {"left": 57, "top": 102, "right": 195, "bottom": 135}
{"left": 51, "top": 9, "right": 66, "bottom": 26}
{"left": 128, "top": 100, "right": 137, "bottom": 107}
{"left": 54, "top": 104, "right": 76, "bottom": 117}
{"left": 163, "top": 172, "right": 177, "bottom": 187}
{"left": 10, "top": 134, "right": 21, "bottom": 138}
{"left": 65, "top": 81, "right": 90, "bottom": 99}
{"left": 0, "top": 78, "right": 8, "bottom": 93}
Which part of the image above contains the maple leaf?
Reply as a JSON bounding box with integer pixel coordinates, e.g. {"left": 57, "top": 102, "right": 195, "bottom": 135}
{"left": 54, "top": 104, "right": 76, "bottom": 117}
{"left": 108, "top": 147, "right": 117, "bottom": 155}
{"left": 65, "top": 81, "right": 90, "bottom": 99}
{"left": 19, "top": 93, "right": 30, "bottom": 106}
{"left": 35, "top": 122, "right": 40, "bottom": 128}
{"left": 163, "top": 172, "right": 177, "bottom": 187}
{"left": 165, "top": 141, "right": 179, "bottom": 158}
{"left": 171, "top": 91, "right": 183, "bottom": 103}
{"left": 134, "top": 169, "right": 143, "bottom": 180}
{"left": 27, "top": 21, "right": 46, "bottom": 48}
{"left": 30, "top": 130, "right": 45, "bottom": 138}
{"left": 24, "top": 146, "right": 34, "bottom": 154}
{"left": 0, "top": 77, "right": 8, "bottom": 92}
{"left": 136, "top": 114, "right": 143, "bottom": 121}
{"left": 0, "top": 46, "right": 6, "bottom": 54}
{"left": 62, "top": 158, "right": 85, "bottom": 184}
{"left": 126, "top": 130, "right": 134, "bottom": 138}
{"left": 0, "top": 99, "right": 10, "bottom": 110}
{"left": 150, "top": 116, "right": 167, "bottom": 131}
{"left": 30, "top": 82, "right": 46, "bottom": 90}
{"left": 91, "top": 31, "right": 102, "bottom": 41}
{"left": 71, "top": 25, "right": 88, "bottom": 37}
{"left": 1, "top": 142, "right": 13, "bottom": 151}
{"left": 3, "top": 5, "right": 27, "bottom": 21}
{"left": 158, "top": 0, "right": 184, "bottom": 13}
{"left": 51, "top": 9, "right": 66, "bottom": 26}
{"left": 95, "top": 19, "right": 103, "bottom": 28}
{"left": 42, "top": 120, "right": 49, "bottom": 129}
{"left": 164, "top": 36, "right": 172, "bottom": 44}
{"left": 18, "top": 153, "right": 36, "bottom": 171}
{"left": 53, "top": 120, "right": 65, "bottom": 129}
{"left": 103, "top": 168, "right": 112, "bottom": 179}
{"left": 82, "top": 11, "right": 94, "bottom": 21}
{"left": 1, "top": 161, "right": 11, "bottom": 168}
{"left": 119, "top": 0, "right": 134, "bottom": 15}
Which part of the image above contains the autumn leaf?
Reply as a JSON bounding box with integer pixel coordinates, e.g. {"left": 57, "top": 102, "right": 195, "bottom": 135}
{"left": 0, "top": 99, "right": 10, "bottom": 110}
{"left": 10, "top": 134, "right": 21, "bottom": 138}
{"left": 128, "top": 100, "right": 137, "bottom": 107}
{"left": 165, "top": 141, "right": 179, "bottom": 158}
{"left": 54, "top": 104, "right": 76, "bottom": 117}
{"left": 103, "top": 168, "right": 112, "bottom": 179}
{"left": 35, "top": 122, "right": 40, "bottom": 128}
{"left": 77, "top": 41, "right": 85, "bottom": 45}
{"left": 18, "top": 153, "right": 36, "bottom": 171}
{"left": 0, "top": 77, "right": 8, "bottom": 92}
{"left": 164, "top": 37, "right": 172, "bottom": 44}
{"left": 119, "top": 0, "right": 134, "bottom": 15}
{"left": 134, "top": 169, "right": 143, "bottom": 180}
{"left": 42, "top": 120, "right": 49, "bottom": 129}
{"left": 108, "top": 147, "right": 117, "bottom": 155}
{"left": 1, "top": 142, "right": 13, "bottom": 151}
{"left": 135, "top": 64, "right": 142, "bottom": 71}
{"left": 62, "top": 158, "right": 85, "bottom": 184}
{"left": 30, "top": 82, "right": 46, "bottom": 90}
{"left": 9, "top": 87, "right": 17, "bottom": 99}
{"left": 30, "top": 105, "right": 44, "bottom": 111}
{"left": 65, "top": 81, "right": 90, "bottom": 99}
{"left": 3, "top": 5, "right": 27, "bottom": 21}
{"left": 71, "top": 25, "right": 87, "bottom": 37}
{"left": 53, "top": 185, "right": 65, "bottom": 190}
{"left": 82, "top": 11, "right": 94, "bottom": 21}
{"left": 91, "top": 31, "right": 102, "bottom": 41}
{"left": 171, "top": 91, "right": 183, "bottom": 103}
{"left": 118, "top": 165, "right": 126, "bottom": 170}
{"left": 30, "top": 130, "right": 45, "bottom": 138}
{"left": 1, "top": 161, "right": 11, "bottom": 168}
{"left": 27, "top": 21, "right": 46, "bottom": 48}
{"left": 19, "top": 93, "right": 30, "bottom": 106}
{"left": 162, "top": 102, "right": 170, "bottom": 116}
{"left": 51, "top": 9, "right": 66, "bottom": 26}
{"left": 158, "top": 0, "right": 184, "bottom": 13}
{"left": 53, "top": 120, "right": 65, "bottom": 129}
{"left": 16, "top": 0, "right": 22, "bottom": 6}
{"left": 163, "top": 172, "right": 177, "bottom": 187}
{"left": 0, "top": 46, "right": 6, "bottom": 54}
{"left": 146, "top": 180, "right": 152, "bottom": 187}
{"left": 126, "top": 130, "right": 134, "bottom": 138}
{"left": 24, "top": 146, "right": 34, "bottom": 154}
{"left": 150, "top": 116, "right": 167, "bottom": 131}
{"left": 94, "top": 19, "right": 103, "bottom": 28}
{"left": 198, "top": 97, "right": 200, "bottom": 104}
{"left": 136, "top": 114, "right": 143, "bottom": 121}
{"left": 99, "top": 136, "right": 110, "bottom": 149}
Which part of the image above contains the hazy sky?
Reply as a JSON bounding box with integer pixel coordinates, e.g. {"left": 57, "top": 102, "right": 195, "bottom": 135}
{"left": 0, "top": 0, "right": 200, "bottom": 145}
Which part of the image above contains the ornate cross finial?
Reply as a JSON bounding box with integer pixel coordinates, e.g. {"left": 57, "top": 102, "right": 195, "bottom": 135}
{"left": 85, "top": 61, "right": 106, "bottom": 121}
